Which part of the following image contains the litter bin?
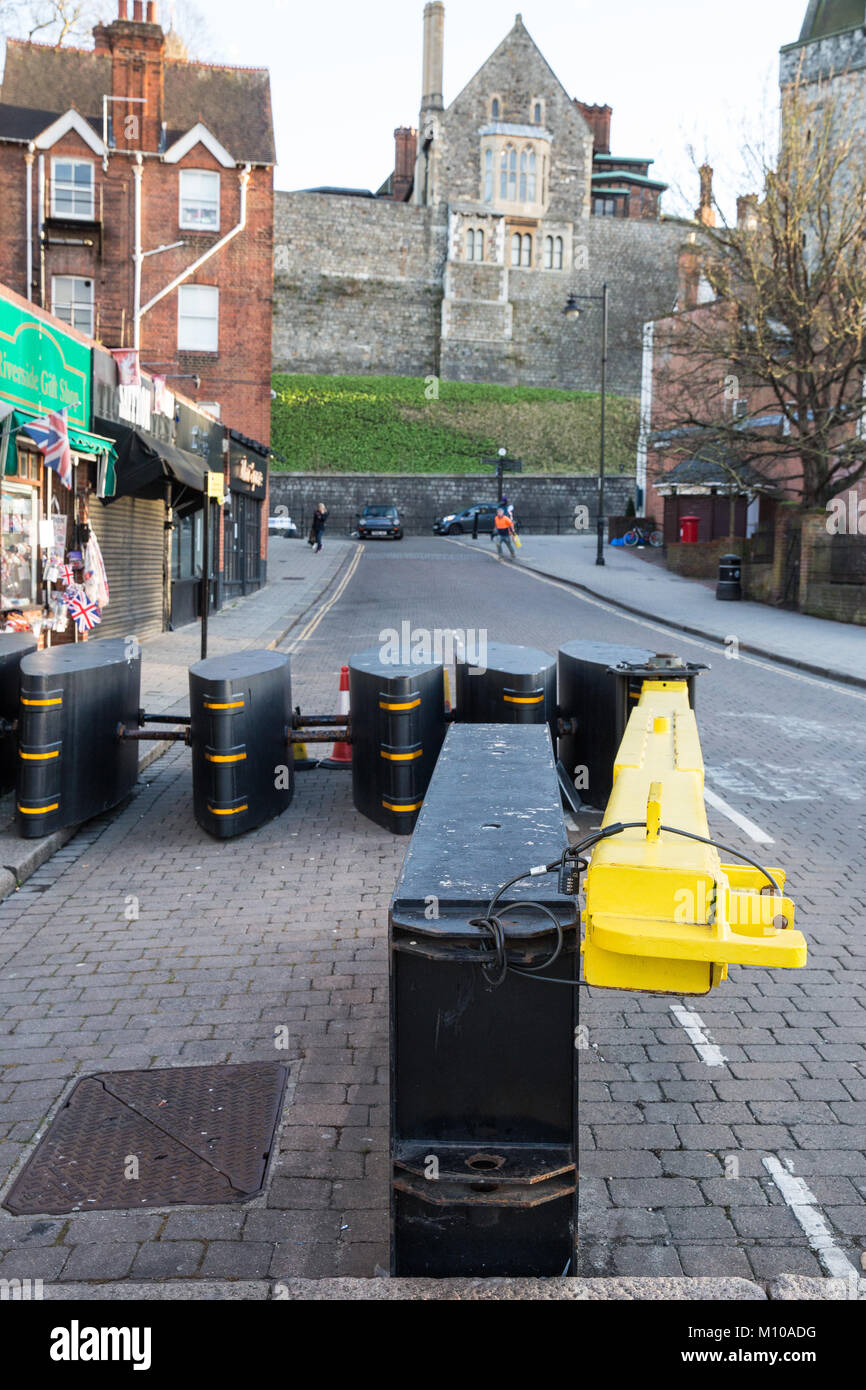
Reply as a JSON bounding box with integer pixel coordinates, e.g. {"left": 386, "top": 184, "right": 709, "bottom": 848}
{"left": 716, "top": 553, "right": 742, "bottom": 602}
{"left": 680, "top": 515, "right": 700, "bottom": 544}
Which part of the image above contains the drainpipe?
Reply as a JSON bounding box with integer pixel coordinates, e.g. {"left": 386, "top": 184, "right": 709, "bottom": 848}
{"left": 137, "top": 165, "right": 252, "bottom": 335}
{"left": 25, "top": 144, "right": 34, "bottom": 301}
{"left": 37, "top": 154, "right": 45, "bottom": 307}
{"left": 133, "top": 153, "right": 144, "bottom": 350}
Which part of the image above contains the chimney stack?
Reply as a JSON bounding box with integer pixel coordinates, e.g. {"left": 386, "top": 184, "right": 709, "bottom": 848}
{"left": 422, "top": 2, "right": 445, "bottom": 111}
{"left": 392, "top": 127, "right": 417, "bottom": 201}
{"left": 117, "top": 0, "right": 126, "bottom": 17}
{"left": 574, "top": 101, "right": 611, "bottom": 155}
{"left": 696, "top": 164, "right": 715, "bottom": 227}
{"left": 737, "top": 194, "right": 759, "bottom": 230}
{"left": 132, "top": 1, "right": 143, "bottom": 20}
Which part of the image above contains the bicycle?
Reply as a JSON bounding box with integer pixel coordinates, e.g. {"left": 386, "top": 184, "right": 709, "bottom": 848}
{"left": 623, "top": 522, "right": 664, "bottom": 548}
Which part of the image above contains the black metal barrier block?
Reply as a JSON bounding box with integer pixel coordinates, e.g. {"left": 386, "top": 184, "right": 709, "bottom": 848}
{"left": 349, "top": 650, "right": 446, "bottom": 835}
{"left": 558, "top": 639, "right": 655, "bottom": 811}
{"left": 389, "top": 723, "right": 579, "bottom": 1277}
{"left": 189, "top": 650, "right": 293, "bottom": 839}
{"left": 17, "top": 639, "right": 140, "bottom": 839}
{"left": 455, "top": 641, "right": 556, "bottom": 741}
{"left": 0, "top": 634, "right": 36, "bottom": 793}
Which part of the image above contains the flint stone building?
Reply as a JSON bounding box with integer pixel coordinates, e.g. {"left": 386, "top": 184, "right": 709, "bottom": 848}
{"left": 273, "top": 7, "right": 693, "bottom": 396}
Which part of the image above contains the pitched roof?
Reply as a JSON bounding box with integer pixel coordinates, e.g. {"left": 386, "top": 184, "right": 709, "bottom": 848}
{"left": 654, "top": 445, "right": 768, "bottom": 491}
{"left": 0, "top": 39, "right": 275, "bottom": 165}
{"left": 798, "top": 0, "right": 866, "bottom": 41}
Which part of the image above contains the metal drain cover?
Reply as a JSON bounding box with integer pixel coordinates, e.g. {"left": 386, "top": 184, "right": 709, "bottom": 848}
{"left": 3, "top": 1063, "right": 288, "bottom": 1216}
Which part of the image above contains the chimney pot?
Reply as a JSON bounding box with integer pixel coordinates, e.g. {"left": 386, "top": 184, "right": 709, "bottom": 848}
{"left": 147, "top": 1, "right": 157, "bottom": 20}
{"left": 117, "top": 0, "right": 126, "bottom": 18}
{"left": 133, "top": 1, "right": 143, "bottom": 20}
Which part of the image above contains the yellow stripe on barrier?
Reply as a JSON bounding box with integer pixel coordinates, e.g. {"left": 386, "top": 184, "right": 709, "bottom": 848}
{"left": 379, "top": 699, "right": 421, "bottom": 711}
{"left": 18, "top": 803, "right": 59, "bottom": 814}
{"left": 21, "top": 697, "right": 61, "bottom": 707}
{"left": 503, "top": 694, "right": 544, "bottom": 705}
{"left": 205, "top": 752, "right": 247, "bottom": 763}
{"left": 208, "top": 804, "right": 249, "bottom": 816}
{"left": 19, "top": 750, "right": 59, "bottom": 761}
{"left": 380, "top": 749, "right": 422, "bottom": 762}
{"left": 382, "top": 799, "right": 423, "bottom": 813}
{"left": 204, "top": 700, "right": 244, "bottom": 710}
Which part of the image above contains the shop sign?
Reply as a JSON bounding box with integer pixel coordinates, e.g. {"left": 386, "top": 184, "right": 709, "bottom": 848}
{"left": 230, "top": 444, "right": 267, "bottom": 499}
{"left": 206, "top": 472, "right": 225, "bottom": 502}
{"left": 0, "top": 294, "right": 89, "bottom": 428}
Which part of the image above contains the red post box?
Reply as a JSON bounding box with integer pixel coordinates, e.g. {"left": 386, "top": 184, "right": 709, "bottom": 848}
{"left": 680, "top": 516, "right": 700, "bottom": 544}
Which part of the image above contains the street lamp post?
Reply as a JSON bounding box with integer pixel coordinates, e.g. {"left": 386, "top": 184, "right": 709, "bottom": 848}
{"left": 565, "top": 282, "right": 609, "bottom": 567}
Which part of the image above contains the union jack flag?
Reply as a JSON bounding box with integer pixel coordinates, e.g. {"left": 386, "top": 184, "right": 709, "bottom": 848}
{"left": 19, "top": 410, "right": 72, "bottom": 490}
{"left": 57, "top": 565, "right": 75, "bottom": 589}
{"left": 64, "top": 588, "right": 101, "bottom": 633}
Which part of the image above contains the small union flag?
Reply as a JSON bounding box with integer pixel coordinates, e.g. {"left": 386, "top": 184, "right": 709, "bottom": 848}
{"left": 19, "top": 409, "right": 73, "bottom": 490}
{"left": 64, "top": 588, "right": 101, "bottom": 633}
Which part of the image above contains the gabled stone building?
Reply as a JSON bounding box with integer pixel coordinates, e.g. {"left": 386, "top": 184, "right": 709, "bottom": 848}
{"left": 273, "top": 6, "right": 690, "bottom": 395}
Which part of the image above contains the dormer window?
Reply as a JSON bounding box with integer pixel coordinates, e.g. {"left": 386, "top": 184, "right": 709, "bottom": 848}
{"left": 491, "top": 96, "right": 501, "bottom": 120}
{"left": 50, "top": 158, "right": 94, "bottom": 219}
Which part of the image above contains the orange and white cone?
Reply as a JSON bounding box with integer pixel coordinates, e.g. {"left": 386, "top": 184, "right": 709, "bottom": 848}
{"left": 321, "top": 664, "right": 352, "bottom": 769}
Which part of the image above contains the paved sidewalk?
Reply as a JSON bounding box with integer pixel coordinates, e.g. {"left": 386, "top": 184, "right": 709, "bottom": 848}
{"left": 506, "top": 536, "right": 866, "bottom": 687}
{"left": 0, "top": 538, "right": 356, "bottom": 901}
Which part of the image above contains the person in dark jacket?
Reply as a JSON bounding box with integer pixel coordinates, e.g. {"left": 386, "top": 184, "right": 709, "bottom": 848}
{"left": 309, "top": 503, "right": 329, "bottom": 553}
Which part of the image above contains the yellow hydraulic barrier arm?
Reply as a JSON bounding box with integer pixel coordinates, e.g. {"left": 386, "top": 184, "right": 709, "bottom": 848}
{"left": 582, "top": 679, "right": 807, "bottom": 995}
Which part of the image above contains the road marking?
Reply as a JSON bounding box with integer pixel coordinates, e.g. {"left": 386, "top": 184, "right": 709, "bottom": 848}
{"left": 669, "top": 1002, "right": 727, "bottom": 1067}
{"left": 763, "top": 1156, "right": 859, "bottom": 1280}
{"left": 285, "top": 545, "right": 365, "bottom": 653}
{"left": 703, "top": 786, "right": 775, "bottom": 845}
{"left": 445, "top": 538, "right": 866, "bottom": 704}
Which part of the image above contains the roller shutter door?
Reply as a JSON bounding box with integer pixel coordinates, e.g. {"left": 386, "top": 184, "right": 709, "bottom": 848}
{"left": 89, "top": 495, "right": 165, "bottom": 642}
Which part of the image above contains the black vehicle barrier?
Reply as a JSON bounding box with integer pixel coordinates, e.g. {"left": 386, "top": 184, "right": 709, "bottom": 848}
{"left": 16, "top": 639, "right": 141, "bottom": 839}
{"left": 389, "top": 723, "right": 579, "bottom": 1277}
{"left": 348, "top": 649, "right": 446, "bottom": 835}
{"left": 0, "top": 634, "right": 36, "bottom": 793}
{"left": 455, "top": 640, "right": 556, "bottom": 742}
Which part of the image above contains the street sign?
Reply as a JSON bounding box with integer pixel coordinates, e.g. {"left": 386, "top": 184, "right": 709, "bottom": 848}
{"left": 481, "top": 456, "right": 523, "bottom": 473}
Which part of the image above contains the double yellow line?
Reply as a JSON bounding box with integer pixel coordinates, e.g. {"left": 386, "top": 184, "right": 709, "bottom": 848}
{"left": 285, "top": 544, "right": 365, "bottom": 654}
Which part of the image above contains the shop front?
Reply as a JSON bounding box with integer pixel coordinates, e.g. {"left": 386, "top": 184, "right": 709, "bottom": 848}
{"left": 0, "top": 291, "right": 116, "bottom": 647}
{"left": 224, "top": 432, "right": 268, "bottom": 600}
{"left": 173, "top": 400, "right": 226, "bottom": 625}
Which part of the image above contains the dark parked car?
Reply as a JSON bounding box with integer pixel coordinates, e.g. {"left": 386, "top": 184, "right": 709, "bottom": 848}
{"left": 357, "top": 504, "right": 403, "bottom": 540}
{"left": 433, "top": 503, "right": 499, "bottom": 536}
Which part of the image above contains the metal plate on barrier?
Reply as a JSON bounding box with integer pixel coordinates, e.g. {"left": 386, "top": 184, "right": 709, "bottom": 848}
{"left": 3, "top": 1063, "right": 288, "bottom": 1215}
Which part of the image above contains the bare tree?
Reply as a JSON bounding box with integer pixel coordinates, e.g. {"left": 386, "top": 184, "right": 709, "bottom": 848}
{"left": 656, "top": 69, "right": 866, "bottom": 510}
{"left": 0, "top": 0, "right": 211, "bottom": 55}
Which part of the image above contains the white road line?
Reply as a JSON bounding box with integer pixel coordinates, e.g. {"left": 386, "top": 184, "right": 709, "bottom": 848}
{"left": 445, "top": 537, "right": 866, "bottom": 704}
{"left": 763, "top": 1156, "right": 859, "bottom": 1280}
{"left": 703, "top": 786, "right": 775, "bottom": 846}
{"left": 669, "top": 1002, "right": 728, "bottom": 1068}
{"left": 284, "top": 544, "right": 364, "bottom": 654}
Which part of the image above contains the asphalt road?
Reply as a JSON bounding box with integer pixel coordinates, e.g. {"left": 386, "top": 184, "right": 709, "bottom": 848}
{"left": 0, "top": 536, "right": 863, "bottom": 1286}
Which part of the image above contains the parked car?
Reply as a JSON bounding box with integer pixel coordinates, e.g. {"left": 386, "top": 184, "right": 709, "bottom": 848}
{"left": 268, "top": 514, "right": 298, "bottom": 538}
{"left": 357, "top": 504, "right": 403, "bottom": 540}
{"left": 433, "top": 503, "right": 499, "bottom": 536}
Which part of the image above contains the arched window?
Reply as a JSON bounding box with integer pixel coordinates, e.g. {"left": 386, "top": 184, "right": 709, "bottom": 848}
{"left": 492, "top": 97, "right": 500, "bottom": 119}
{"left": 534, "top": 101, "right": 542, "bottom": 124}
{"left": 519, "top": 149, "right": 528, "bottom": 202}
{"left": 508, "top": 147, "right": 517, "bottom": 201}
{"left": 500, "top": 148, "right": 509, "bottom": 200}
{"left": 528, "top": 150, "right": 537, "bottom": 202}
{"left": 484, "top": 148, "right": 493, "bottom": 202}
{"left": 521, "top": 233, "right": 532, "bottom": 268}
{"left": 554, "top": 235, "right": 563, "bottom": 270}
{"left": 466, "top": 228, "right": 475, "bottom": 261}
{"left": 475, "top": 229, "right": 484, "bottom": 261}
{"left": 543, "top": 235, "right": 553, "bottom": 270}
{"left": 511, "top": 232, "right": 521, "bottom": 266}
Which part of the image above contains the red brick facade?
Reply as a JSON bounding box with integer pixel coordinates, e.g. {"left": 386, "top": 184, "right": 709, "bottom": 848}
{"left": 0, "top": 3, "right": 274, "bottom": 445}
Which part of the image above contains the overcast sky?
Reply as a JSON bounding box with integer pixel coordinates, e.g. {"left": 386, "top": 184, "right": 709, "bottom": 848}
{"left": 187, "top": 0, "right": 803, "bottom": 215}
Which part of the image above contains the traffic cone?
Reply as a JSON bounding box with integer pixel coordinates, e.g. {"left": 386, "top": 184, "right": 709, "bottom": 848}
{"left": 292, "top": 737, "right": 318, "bottom": 772}
{"left": 321, "top": 664, "right": 352, "bottom": 769}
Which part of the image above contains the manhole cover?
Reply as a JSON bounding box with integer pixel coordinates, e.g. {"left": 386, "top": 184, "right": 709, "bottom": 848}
{"left": 3, "top": 1063, "right": 288, "bottom": 1215}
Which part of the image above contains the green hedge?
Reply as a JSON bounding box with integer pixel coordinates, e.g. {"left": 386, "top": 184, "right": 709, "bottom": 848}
{"left": 271, "top": 373, "right": 639, "bottom": 474}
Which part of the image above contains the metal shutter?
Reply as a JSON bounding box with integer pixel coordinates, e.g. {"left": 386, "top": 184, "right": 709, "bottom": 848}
{"left": 89, "top": 496, "right": 165, "bottom": 642}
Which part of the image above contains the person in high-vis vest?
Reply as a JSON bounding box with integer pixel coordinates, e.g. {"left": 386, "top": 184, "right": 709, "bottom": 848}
{"left": 493, "top": 507, "right": 516, "bottom": 559}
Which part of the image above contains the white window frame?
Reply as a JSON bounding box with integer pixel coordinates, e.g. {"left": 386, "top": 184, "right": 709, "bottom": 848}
{"left": 50, "top": 157, "right": 94, "bottom": 220}
{"left": 178, "top": 284, "right": 219, "bottom": 353}
{"left": 178, "top": 169, "right": 221, "bottom": 232}
{"left": 51, "top": 275, "right": 94, "bottom": 335}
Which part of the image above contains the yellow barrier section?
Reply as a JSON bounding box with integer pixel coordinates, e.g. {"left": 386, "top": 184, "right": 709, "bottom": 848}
{"left": 583, "top": 680, "right": 807, "bottom": 995}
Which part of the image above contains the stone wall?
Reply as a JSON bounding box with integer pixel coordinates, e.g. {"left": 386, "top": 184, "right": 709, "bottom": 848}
{"left": 269, "top": 471, "right": 636, "bottom": 538}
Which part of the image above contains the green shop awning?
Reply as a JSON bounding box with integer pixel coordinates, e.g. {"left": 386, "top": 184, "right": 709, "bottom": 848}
{"left": 1, "top": 409, "right": 117, "bottom": 496}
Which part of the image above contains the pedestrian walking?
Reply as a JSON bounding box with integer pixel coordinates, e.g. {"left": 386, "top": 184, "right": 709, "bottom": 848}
{"left": 493, "top": 506, "right": 516, "bottom": 559}
{"left": 309, "top": 502, "right": 329, "bottom": 554}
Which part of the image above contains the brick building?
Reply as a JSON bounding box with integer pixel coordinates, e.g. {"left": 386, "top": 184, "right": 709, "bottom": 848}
{"left": 0, "top": 0, "right": 275, "bottom": 445}
{"left": 273, "top": 6, "right": 690, "bottom": 395}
